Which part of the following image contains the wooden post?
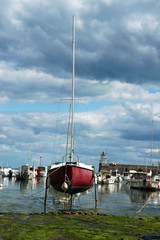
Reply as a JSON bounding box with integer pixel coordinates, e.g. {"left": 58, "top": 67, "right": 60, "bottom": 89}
{"left": 44, "top": 176, "right": 48, "bottom": 213}
{"left": 95, "top": 174, "right": 97, "bottom": 209}
{"left": 70, "top": 194, "right": 73, "bottom": 209}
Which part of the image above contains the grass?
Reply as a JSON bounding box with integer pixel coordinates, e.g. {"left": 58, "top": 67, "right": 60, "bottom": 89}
{"left": 0, "top": 211, "right": 160, "bottom": 239}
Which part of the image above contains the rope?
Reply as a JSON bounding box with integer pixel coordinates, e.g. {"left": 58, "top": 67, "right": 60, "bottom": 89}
{"left": 47, "top": 165, "right": 62, "bottom": 177}
{"left": 135, "top": 192, "right": 152, "bottom": 214}
{"left": 0, "top": 167, "right": 61, "bottom": 208}
{"left": 0, "top": 190, "right": 24, "bottom": 207}
{"left": 0, "top": 163, "right": 92, "bottom": 208}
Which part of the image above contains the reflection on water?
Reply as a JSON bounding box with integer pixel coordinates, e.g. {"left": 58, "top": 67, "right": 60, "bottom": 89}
{"left": 126, "top": 187, "right": 160, "bottom": 205}
{"left": 49, "top": 187, "right": 71, "bottom": 210}
{"left": 0, "top": 178, "right": 160, "bottom": 216}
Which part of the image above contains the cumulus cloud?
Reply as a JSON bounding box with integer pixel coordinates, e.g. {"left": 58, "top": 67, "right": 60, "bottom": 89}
{"left": 1, "top": 0, "right": 160, "bottom": 169}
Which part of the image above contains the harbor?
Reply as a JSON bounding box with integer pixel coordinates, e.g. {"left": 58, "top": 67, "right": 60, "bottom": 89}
{"left": 1, "top": 164, "right": 160, "bottom": 239}
{"left": 0, "top": 150, "right": 160, "bottom": 216}
{"left": 0, "top": 176, "right": 160, "bottom": 217}
{"left": 1, "top": 1, "right": 160, "bottom": 239}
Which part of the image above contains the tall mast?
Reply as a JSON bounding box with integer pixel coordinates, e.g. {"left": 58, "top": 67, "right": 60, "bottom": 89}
{"left": 40, "top": 155, "right": 42, "bottom": 166}
{"left": 70, "top": 16, "right": 75, "bottom": 162}
{"left": 150, "top": 119, "right": 153, "bottom": 166}
{"left": 66, "top": 104, "right": 71, "bottom": 162}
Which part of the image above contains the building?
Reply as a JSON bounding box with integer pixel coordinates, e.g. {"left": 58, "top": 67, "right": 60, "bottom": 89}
{"left": 98, "top": 152, "right": 160, "bottom": 177}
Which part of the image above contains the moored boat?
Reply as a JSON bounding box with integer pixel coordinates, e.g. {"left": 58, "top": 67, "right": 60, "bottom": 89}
{"left": 0, "top": 166, "right": 4, "bottom": 177}
{"left": 1, "top": 167, "right": 13, "bottom": 178}
{"left": 128, "top": 171, "right": 159, "bottom": 191}
{"left": 106, "top": 170, "right": 122, "bottom": 184}
{"left": 49, "top": 161, "right": 94, "bottom": 194}
{"left": 35, "top": 166, "right": 48, "bottom": 177}
{"left": 16, "top": 164, "right": 37, "bottom": 180}
{"left": 48, "top": 16, "right": 95, "bottom": 195}
{"left": 152, "top": 174, "right": 160, "bottom": 188}
{"left": 121, "top": 170, "right": 137, "bottom": 181}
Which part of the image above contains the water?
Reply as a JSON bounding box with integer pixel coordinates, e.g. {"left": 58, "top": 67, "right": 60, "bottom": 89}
{"left": 0, "top": 177, "right": 160, "bottom": 217}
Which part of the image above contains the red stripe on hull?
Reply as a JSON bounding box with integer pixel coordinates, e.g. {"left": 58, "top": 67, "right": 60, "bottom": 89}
{"left": 48, "top": 165, "right": 94, "bottom": 194}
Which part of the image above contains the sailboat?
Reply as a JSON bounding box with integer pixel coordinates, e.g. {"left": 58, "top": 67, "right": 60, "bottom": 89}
{"left": 35, "top": 156, "right": 48, "bottom": 177}
{"left": 48, "top": 16, "right": 95, "bottom": 195}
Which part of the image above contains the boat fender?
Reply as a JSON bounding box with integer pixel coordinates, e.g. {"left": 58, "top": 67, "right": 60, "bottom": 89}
{"left": 61, "top": 182, "right": 68, "bottom": 191}
{"left": 148, "top": 182, "right": 152, "bottom": 188}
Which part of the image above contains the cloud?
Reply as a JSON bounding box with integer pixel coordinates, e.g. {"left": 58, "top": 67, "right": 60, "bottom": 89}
{"left": 1, "top": 0, "right": 160, "bottom": 84}
{"left": 1, "top": 0, "right": 160, "bottom": 170}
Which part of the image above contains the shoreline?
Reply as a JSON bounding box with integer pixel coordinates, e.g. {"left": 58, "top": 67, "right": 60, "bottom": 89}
{"left": 0, "top": 211, "right": 160, "bottom": 239}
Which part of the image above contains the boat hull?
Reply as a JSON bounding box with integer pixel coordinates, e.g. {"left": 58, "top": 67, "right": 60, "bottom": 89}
{"left": 48, "top": 163, "right": 95, "bottom": 194}
{"left": 129, "top": 179, "right": 159, "bottom": 191}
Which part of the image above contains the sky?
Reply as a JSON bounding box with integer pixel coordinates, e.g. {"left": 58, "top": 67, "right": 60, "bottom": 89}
{"left": 1, "top": 0, "right": 160, "bottom": 172}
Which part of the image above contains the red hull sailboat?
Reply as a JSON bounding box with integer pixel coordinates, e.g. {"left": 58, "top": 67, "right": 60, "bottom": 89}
{"left": 48, "top": 16, "right": 95, "bottom": 195}
{"left": 49, "top": 162, "right": 94, "bottom": 194}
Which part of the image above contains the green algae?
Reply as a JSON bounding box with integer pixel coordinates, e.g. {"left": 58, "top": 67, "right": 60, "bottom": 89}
{"left": 0, "top": 211, "right": 160, "bottom": 240}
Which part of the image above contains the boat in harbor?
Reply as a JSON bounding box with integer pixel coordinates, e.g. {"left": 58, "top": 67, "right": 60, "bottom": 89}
{"left": 152, "top": 173, "right": 160, "bottom": 185}
{"left": 35, "top": 166, "right": 48, "bottom": 177}
{"left": 97, "top": 152, "right": 122, "bottom": 184}
{"left": 105, "top": 170, "right": 122, "bottom": 184}
{"left": 0, "top": 166, "right": 13, "bottom": 178}
{"left": 35, "top": 156, "right": 48, "bottom": 177}
{"left": 121, "top": 170, "right": 137, "bottom": 181}
{"left": 16, "top": 164, "right": 37, "bottom": 180}
{"left": 48, "top": 16, "right": 95, "bottom": 195}
{"left": 127, "top": 171, "right": 159, "bottom": 191}
{"left": 0, "top": 166, "right": 4, "bottom": 177}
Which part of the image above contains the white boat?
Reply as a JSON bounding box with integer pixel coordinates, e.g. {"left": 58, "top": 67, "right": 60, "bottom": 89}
{"left": 106, "top": 175, "right": 117, "bottom": 184}
{"left": 97, "top": 169, "right": 121, "bottom": 184}
{"left": 0, "top": 166, "right": 4, "bottom": 177}
{"left": 116, "top": 174, "right": 123, "bottom": 183}
{"left": 11, "top": 169, "right": 19, "bottom": 177}
{"left": 100, "top": 170, "right": 111, "bottom": 184}
{"left": 35, "top": 166, "right": 48, "bottom": 177}
{"left": 128, "top": 171, "right": 159, "bottom": 191}
{"left": 3, "top": 167, "right": 12, "bottom": 177}
{"left": 152, "top": 174, "right": 160, "bottom": 189}
{"left": 99, "top": 170, "right": 116, "bottom": 184}
{"left": 106, "top": 170, "right": 122, "bottom": 184}
{"left": 97, "top": 173, "right": 103, "bottom": 184}
{"left": 16, "top": 164, "right": 37, "bottom": 180}
{"left": 1, "top": 167, "right": 12, "bottom": 177}
{"left": 121, "top": 170, "right": 137, "bottom": 181}
{"left": 35, "top": 156, "right": 48, "bottom": 177}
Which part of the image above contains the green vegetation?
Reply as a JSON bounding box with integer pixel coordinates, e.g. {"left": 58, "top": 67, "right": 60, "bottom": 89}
{"left": 0, "top": 211, "right": 159, "bottom": 239}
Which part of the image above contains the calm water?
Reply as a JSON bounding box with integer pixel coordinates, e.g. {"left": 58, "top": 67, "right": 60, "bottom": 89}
{"left": 0, "top": 177, "right": 160, "bottom": 217}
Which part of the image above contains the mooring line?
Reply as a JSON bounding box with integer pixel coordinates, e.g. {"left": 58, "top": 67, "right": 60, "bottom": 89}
{"left": 135, "top": 192, "right": 152, "bottom": 214}
{"left": 0, "top": 191, "right": 24, "bottom": 207}
{"left": 0, "top": 166, "right": 62, "bottom": 208}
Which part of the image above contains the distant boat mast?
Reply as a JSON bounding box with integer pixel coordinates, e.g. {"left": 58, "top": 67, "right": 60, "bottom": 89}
{"left": 150, "top": 120, "right": 153, "bottom": 166}
{"left": 40, "top": 155, "right": 42, "bottom": 167}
